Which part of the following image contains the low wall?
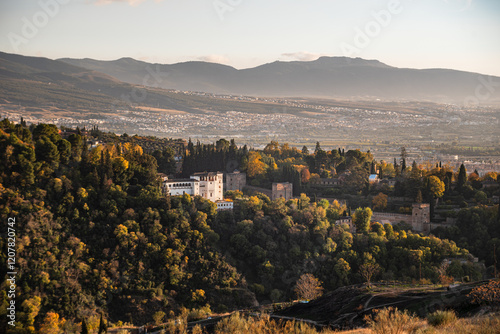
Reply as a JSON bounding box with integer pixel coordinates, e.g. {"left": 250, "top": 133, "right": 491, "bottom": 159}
{"left": 372, "top": 212, "right": 412, "bottom": 225}
{"left": 243, "top": 185, "right": 272, "bottom": 198}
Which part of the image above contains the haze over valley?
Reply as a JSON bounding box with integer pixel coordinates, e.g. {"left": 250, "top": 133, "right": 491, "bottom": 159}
{"left": 1, "top": 51, "right": 499, "bottom": 161}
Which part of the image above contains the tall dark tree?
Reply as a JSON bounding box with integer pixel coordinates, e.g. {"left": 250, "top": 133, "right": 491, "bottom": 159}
{"left": 81, "top": 318, "right": 89, "bottom": 334}
{"left": 400, "top": 147, "right": 407, "bottom": 171}
{"left": 457, "top": 163, "right": 467, "bottom": 190}
{"left": 98, "top": 313, "right": 107, "bottom": 334}
{"left": 394, "top": 158, "right": 400, "bottom": 176}
{"left": 314, "top": 141, "right": 322, "bottom": 154}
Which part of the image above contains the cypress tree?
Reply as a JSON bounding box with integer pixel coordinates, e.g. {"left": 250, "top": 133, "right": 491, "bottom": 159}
{"left": 81, "top": 319, "right": 89, "bottom": 334}
{"left": 315, "top": 141, "right": 322, "bottom": 154}
{"left": 400, "top": 147, "right": 407, "bottom": 171}
{"left": 98, "top": 313, "right": 107, "bottom": 334}
{"left": 457, "top": 163, "right": 467, "bottom": 190}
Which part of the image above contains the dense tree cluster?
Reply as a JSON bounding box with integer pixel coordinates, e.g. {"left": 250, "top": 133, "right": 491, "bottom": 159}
{"left": 0, "top": 122, "right": 493, "bottom": 332}
{"left": 213, "top": 193, "right": 474, "bottom": 303}
{"left": 0, "top": 120, "right": 245, "bottom": 332}
{"left": 181, "top": 139, "right": 248, "bottom": 177}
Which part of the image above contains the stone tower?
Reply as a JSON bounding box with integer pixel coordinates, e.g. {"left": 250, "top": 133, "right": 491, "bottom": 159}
{"left": 412, "top": 203, "right": 430, "bottom": 234}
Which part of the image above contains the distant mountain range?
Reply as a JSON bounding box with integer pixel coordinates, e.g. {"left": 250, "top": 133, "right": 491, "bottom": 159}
{"left": 59, "top": 55, "right": 500, "bottom": 103}
{"left": 0, "top": 51, "right": 205, "bottom": 113}
{"left": 1, "top": 51, "right": 499, "bottom": 108}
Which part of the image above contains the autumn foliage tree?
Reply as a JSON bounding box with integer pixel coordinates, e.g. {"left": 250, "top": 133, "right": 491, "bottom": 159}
{"left": 294, "top": 274, "right": 324, "bottom": 300}
{"left": 39, "top": 312, "right": 66, "bottom": 334}
{"left": 428, "top": 176, "right": 445, "bottom": 199}
{"left": 246, "top": 151, "right": 267, "bottom": 177}
{"left": 372, "top": 192, "right": 388, "bottom": 211}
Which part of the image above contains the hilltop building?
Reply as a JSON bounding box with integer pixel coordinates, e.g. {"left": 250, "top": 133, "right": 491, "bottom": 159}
{"left": 243, "top": 182, "right": 294, "bottom": 201}
{"left": 335, "top": 216, "right": 355, "bottom": 233}
{"left": 371, "top": 203, "right": 431, "bottom": 234}
{"left": 226, "top": 171, "right": 246, "bottom": 191}
{"left": 310, "top": 178, "right": 342, "bottom": 187}
{"left": 412, "top": 203, "right": 430, "bottom": 234}
{"left": 163, "top": 179, "right": 200, "bottom": 197}
{"left": 272, "top": 182, "right": 293, "bottom": 201}
{"left": 162, "top": 171, "right": 223, "bottom": 202}
{"left": 191, "top": 172, "right": 224, "bottom": 202}
{"left": 216, "top": 199, "right": 234, "bottom": 211}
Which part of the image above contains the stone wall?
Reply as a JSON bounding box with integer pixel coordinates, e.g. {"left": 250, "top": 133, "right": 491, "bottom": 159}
{"left": 372, "top": 212, "right": 412, "bottom": 225}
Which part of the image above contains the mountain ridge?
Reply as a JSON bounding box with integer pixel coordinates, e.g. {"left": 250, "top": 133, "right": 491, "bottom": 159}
{"left": 57, "top": 54, "right": 500, "bottom": 103}
{"left": 2, "top": 51, "right": 500, "bottom": 107}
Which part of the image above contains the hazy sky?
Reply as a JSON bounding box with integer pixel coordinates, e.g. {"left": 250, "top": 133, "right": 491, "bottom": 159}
{"left": 1, "top": 0, "right": 499, "bottom": 75}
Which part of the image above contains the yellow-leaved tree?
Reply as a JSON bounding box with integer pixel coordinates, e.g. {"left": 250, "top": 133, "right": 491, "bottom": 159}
{"left": 246, "top": 151, "right": 267, "bottom": 177}
{"left": 39, "top": 312, "right": 65, "bottom": 334}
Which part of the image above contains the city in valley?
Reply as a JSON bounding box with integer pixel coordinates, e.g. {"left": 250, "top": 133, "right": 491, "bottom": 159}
{"left": 1, "top": 91, "right": 499, "bottom": 166}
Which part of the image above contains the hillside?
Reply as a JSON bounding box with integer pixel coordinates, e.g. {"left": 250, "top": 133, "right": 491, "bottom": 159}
{"left": 59, "top": 55, "right": 500, "bottom": 104}
{"left": 0, "top": 51, "right": 319, "bottom": 117}
{"left": 148, "top": 281, "right": 500, "bottom": 333}
{"left": 274, "top": 282, "right": 488, "bottom": 329}
{"left": 0, "top": 121, "right": 498, "bottom": 333}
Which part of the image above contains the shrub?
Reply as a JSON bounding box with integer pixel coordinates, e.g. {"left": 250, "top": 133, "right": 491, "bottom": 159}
{"left": 214, "top": 312, "right": 332, "bottom": 334}
{"left": 365, "top": 307, "right": 420, "bottom": 334}
{"left": 188, "top": 304, "right": 212, "bottom": 321}
{"left": 152, "top": 311, "right": 166, "bottom": 326}
{"left": 427, "top": 310, "right": 457, "bottom": 327}
{"left": 468, "top": 280, "right": 500, "bottom": 305}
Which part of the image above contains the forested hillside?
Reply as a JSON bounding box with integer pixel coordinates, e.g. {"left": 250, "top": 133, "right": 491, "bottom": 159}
{"left": 0, "top": 119, "right": 249, "bottom": 332}
{"left": 0, "top": 120, "right": 491, "bottom": 333}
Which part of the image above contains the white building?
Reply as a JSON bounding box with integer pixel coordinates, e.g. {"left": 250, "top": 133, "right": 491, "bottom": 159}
{"left": 191, "top": 172, "right": 224, "bottom": 202}
{"left": 216, "top": 199, "right": 234, "bottom": 211}
{"left": 163, "top": 178, "right": 200, "bottom": 196}
{"left": 162, "top": 171, "right": 224, "bottom": 202}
